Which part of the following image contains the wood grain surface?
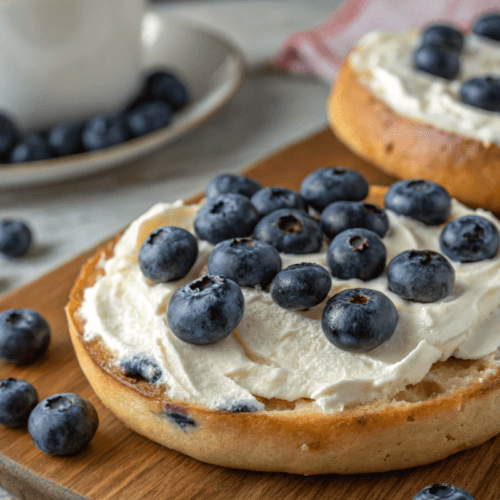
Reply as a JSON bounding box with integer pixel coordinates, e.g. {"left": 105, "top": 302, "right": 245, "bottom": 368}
{"left": 0, "top": 128, "right": 499, "bottom": 500}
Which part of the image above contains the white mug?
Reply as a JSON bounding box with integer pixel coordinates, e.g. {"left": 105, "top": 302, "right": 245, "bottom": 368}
{"left": 0, "top": 0, "right": 145, "bottom": 132}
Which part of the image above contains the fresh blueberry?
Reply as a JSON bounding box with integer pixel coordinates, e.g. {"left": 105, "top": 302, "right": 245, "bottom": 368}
{"left": 205, "top": 174, "right": 262, "bottom": 199}
{"left": 10, "top": 134, "right": 52, "bottom": 163}
{"left": 0, "top": 219, "right": 32, "bottom": 258}
{"left": 81, "top": 113, "right": 128, "bottom": 152}
{"left": 270, "top": 263, "right": 331, "bottom": 311}
{"left": 384, "top": 179, "right": 451, "bottom": 225}
{"left": 421, "top": 24, "right": 464, "bottom": 52}
{"left": 194, "top": 193, "right": 260, "bottom": 245}
{"left": 460, "top": 77, "right": 500, "bottom": 113}
{"left": 440, "top": 215, "right": 499, "bottom": 262}
{"left": 413, "top": 43, "right": 460, "bottom": 79}
{"left": 125, "top": 100, "right": 172, "bottom": 138}
{"left": 328, "top": 228, "right": 386, "bottom": 281}
{"left": 121, "top": 354, "right": 162, "bottom": 384}
{"left": 0, "top": 113, "right": 20, "bottom": 160}
{"left": 28, "top": 393, "right": 98, "bottom": 455}
{"left": 0, "top": 309, "right": 50, "bottom": 364}
{"left": 138, "top": 226, "right": 198, "bottom": 283}
{"left": 253, "top": 208, "right": 323, "bottom": 254}
{"left": 144, "top": 70, "right": 189, "bottom": 111}
{"left": 300, "top": 167, "right": 369, "bottom": 213}
{"left": 47, "top": 121, "right": 82, "bottom": 157}
{"left": 388, "top": 250, "right": 455, "bottom": 303}
{"left": 321, "top": 288, "right": 398, "bottom": 353}
{"left": 218, "top": 400, "right": 258, "bottom": 413}
{"left": 0, "top": 378, "right": 38, "bottom": 428}
{"left": 167, "top": 275, "right": 244, "bottom": 345}
{"left": 208, "top": 238, "right": 281, "bottom": 288}
{"left": 250, "top": 187, "right": 305, "bottom": 216}
{"left": 320, "top": 201, "right": 389, "bottom": 240}
{"left": 412, "top": 483, "right": 476, "bottom": 500}
{"left": 473, "top": 12, "right": 500, "bottom": 42}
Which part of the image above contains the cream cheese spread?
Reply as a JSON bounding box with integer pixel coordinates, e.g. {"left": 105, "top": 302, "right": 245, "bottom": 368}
{"left": 79, "top": 200, "right": 500, "bottom": 413}
{"left": 349, "top": 30, "right": 500, "bottom": 146}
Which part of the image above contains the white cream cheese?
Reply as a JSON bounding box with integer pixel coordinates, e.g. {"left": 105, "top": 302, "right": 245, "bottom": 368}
{"left": 349, "top": 30, "right": 500, "bottom": 146}
{"left": 79, "top": 200, "right": 500, "bottom": 413}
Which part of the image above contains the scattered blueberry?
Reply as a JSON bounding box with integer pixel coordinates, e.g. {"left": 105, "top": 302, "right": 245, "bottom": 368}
{"left": 125, "top": 100, "right": 172, "bottom": 138}
{"left": 138, "top": 226, "right": 198, "bottom": 283}
{"left": 218, "top": 400, "right": 258, "bottom": 413}
{"left": 440, "top": 215, "right": 499, "bottom": 262}
{"left": 167, "top": 275, "right": 244, "bottom": 345}
{"left": 421, "top": 24, "right": 464, "bottom": 52}
{"left": 208, "top": 238, "right": 281, "bottom": 287}
{"left": 81, "top": 113, "right": 128, "bottom": 152}
{"left": 194, "top": 193, "right": 260, "bottom": 245}
{"left": 413, "top": 43, "right": 460, "bottom": 79}
{"left": 384, "top": 179, "right": 451, "bottom": 225}
{"left": 250, "top": 186, "right": 305, "bottom": 216}
{"left": 0, "top": 309, "right": 50, "bottom": 364}
{"left": 300, "top": 167, "right": 369, "bottom": 213}
{"left": 47, "top": 121, "right": 82, "bottom": 157}
{"left": 165, "top": 411, "right": 197, "bottom": 431}
{"left": 253, "top": 208, "right": 323, "bottom": 254}
{"left": 0, "top": 378, "right": 38, "bottom": 428}
{"left": 321, "top": 288, "right": 398, "bottom": 353}
{"left": 205, "top": 174, "right": 262, "bottom": 199}
{"left": 0, "top": 113, "right": 20, "bottom": 160}
{"left": 270, "top": 263, "right": 331, "bottom": 311}
{"left": 0, "top": 219, "right": 32, "bottom": 258}
{"left": 28, "top": 393, "right": 98, "bottom": 455}
{"left": 328, "top": 228, "right": 386, "bottom": 281}
{"left": 473, "top": 12, "right": 500, "bottom": 42}
{"left": 460, "top": 77, "right": 500, "bottom": 113}
{"left": 10, "top": 133, "right": 51, "bottom": 163}
{"left": 121, "top": 354, "right": 162, "bottom": 384}
{"left": 388, "top": 250, "right": 455, "bottom": 303}
{"left": 412, "top": 483, "right": 476, "bottom": 500}
{"left": 144, "top": 70, "right": 189, "bottom": 112}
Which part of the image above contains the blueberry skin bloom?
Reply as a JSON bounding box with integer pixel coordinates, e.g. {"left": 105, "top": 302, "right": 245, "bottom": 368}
{"left": 0, "top": 378, "right": 38, "bottom": 428}
{"left": 321, "top": 201, "right": 389, "bottom": 240}
{"left": 384, "top": 179, "right": 451, "bottom": 225}
{"left": 139, "top": 226, "right": 198, "bottom": 283}
{"left": 0, "top": 219, "right": 32, "bottom": 258}
{"left": 205, "top": 174, "right": 262, "bottom": 199}
{"left": 0, "top": 309, "right": 51, "bottom": 364}
{"left": 321, "top": 288, "right": 398, "bottom": 353}
{"left": 413, "top": 43, "right": 460, "bottom": 80}
{"left": 440, "top": 215, "right": 499, "bottom": 262}
{"left": 421, "top": 24, "right": 464, "bottom": 52}
{"left": 81, "top": 113, "right": 129, "bottom": 152}
{"left": 167, "top": 276, "right": 244, "bottom": 345}
{"left": 250, "top": 187, "right": 305, "bottom": 216}
{"left": 0, "top": 113, "right": 20, "bottom": 160}
{"left": 328, "top": 228, "right": 386, "bottom": 281}
{"left": 270, "top": 263, "right": 331, "bottom": 311}
{"left": 460, "top": 77, "right": 500, "bottom": 113}
{"left": 208, "top": 238, "right": 281, "bottom": 287}
{"left": 144, "top": 70, "right": 189, "bottom": 111}
{"left": 10, "top": 134, "right": 52, "bottom": 163}
{"left": 388, "top": 250, "right": 455, "bottom": 303}
{"left": 125, "top": 100, "right": 172, "bottom": 138}
{"left": 48, "top": 121, "right": 82, "bottom": 157}
{"left": 194, "top": 193, "right": 260, "bottom": 245}
{"left": 300, "top": 167, "right": 369, "bottom": 213}
{"left": 253, "top": 208, "right": 323, "bottom": 254}
{"left": 473, "top": 12, "right": 500, "bottom": 42}
{"left": 412, "top": 483, "right": 476, "bottom": 500}
{"left": 28, "top": 393, "right": 98, "bottom": 455}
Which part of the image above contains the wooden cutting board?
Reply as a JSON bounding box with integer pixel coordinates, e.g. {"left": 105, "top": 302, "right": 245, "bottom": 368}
{"left": 0, "top": 128, "right": 499, "bottom": 500}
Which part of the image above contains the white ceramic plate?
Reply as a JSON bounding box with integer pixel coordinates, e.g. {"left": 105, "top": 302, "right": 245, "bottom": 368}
{"left": 0, "top": 11, "right": 245, "bottom": 189}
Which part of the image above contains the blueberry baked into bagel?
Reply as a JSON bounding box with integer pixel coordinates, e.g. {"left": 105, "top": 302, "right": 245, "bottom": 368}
{"left": 66, "top": 169, "right": 500, "bottom": 475}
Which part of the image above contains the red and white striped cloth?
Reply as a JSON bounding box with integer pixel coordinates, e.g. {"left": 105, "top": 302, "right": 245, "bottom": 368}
{"left": 273, "top": 0, "right": 500, "bottom": 81}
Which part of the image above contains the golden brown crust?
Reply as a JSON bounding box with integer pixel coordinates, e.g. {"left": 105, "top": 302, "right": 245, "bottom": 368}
{"left": 328, "top": 59, "right": 500, "bottom": 214}
{"left": 65, "top": 188, "right": 500, "bottom": 474}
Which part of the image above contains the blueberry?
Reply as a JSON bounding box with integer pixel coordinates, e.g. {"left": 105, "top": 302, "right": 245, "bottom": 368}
{"left": 321, "top": 288, "right": 398, "bottom": 353}
{"left": 81, "top": 113, "right": 128, "bottom": 152}
{"left": 0, "top": 378, "right": 38, "bottom": 428}
{"left": 320, "top": 201, "right": 389, "bottom": 240}
{"left": 166, "top": 411, "right": 196, "bottom": 431}
{"left": 138, "top": 226, "right": 198, "bottom": 283}
{"left": 0, "top": 113, "right": 20, "bottom": 160}
{"left": 413, "top": 483, "right": 476, "bottom": 500}
{"left": 47, "top": 121, "right": 82, "bottom": 157}
{"left": 328, "top": 228, "right": 386, "bottom": 281}
{"left": 413, "top": 43, "right": 460, "bottom": 79}
{"left": 194, "top": 193, "right": 260, "bottom": 245}
{"left": 384, "top": 179, "right": 451, "bottom": 225}
{"left": 28, "top": 393, "right": 98, "bottom": 455}
{"left": 0, "top": 309, "right": 50, "bottom": 364}
{"left": 460, "top": 77, "right": 500, "bottom": 113}
{"left": 253, "top": 208, "right": 323, "bottom": 254}
{"left": 440, "top": 215, "right": 499, "bottom": 262}
{"left": 421, "top": 24, "right": 464, "bottom": 52}
{"left": 388, "top": 250, "right": 455, "bottom": 303}
{"left": 300, "top": 167, "right": 369, "bottom": 213}
{"left": 0, "top": 219, "right": 32, "bottom": 258}
{"left": 270, "top": 263, "right": 331, "bottom": 311}
{"left": 121, "top": 354, "right": 162, "bottom": 384}
{"left": 473, "top": 12, "right": 500, "bottom": 42}
{"left": 125, "top": 100, "right": 172, "bottom": 138}
{"left": 208, "top": 238, "right": 281, "bottom": 287}
{"left": 205, "top": 174, "right": 262, "bottom": 199}
{"left": 10, "top": 134, "right": 52, "bottom": 163}
{"left": 250, "top": 186, "right": 305, "bottom": 216}
{"left": 218, "top": 400, "right": 258, "bottom": 413}
{"left": 144, "top": 70, "right": 189, "bottom": 111}
{"left": 166, "top": 275, "right": 244, "bottom": 345}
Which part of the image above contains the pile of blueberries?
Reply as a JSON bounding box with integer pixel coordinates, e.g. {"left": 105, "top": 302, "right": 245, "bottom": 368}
{"left": 413, "top": 12, "right": 500, "bottom": 112}
{"left": 0, "top": 69, "right": 188, "bottom": 164}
